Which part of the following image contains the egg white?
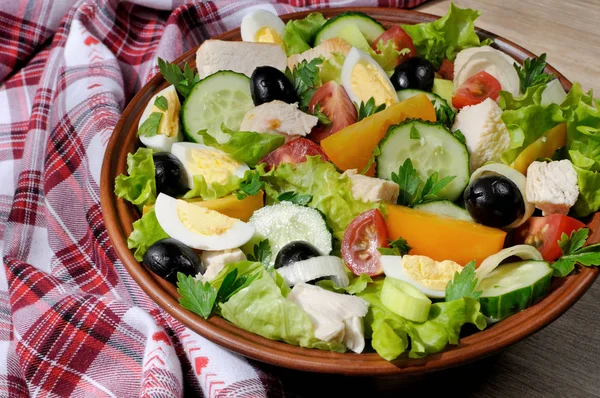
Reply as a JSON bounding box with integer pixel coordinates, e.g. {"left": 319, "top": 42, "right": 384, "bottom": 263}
{"left": 170, "top": 142, "right": 249, "bottom": 189}
{"left": 340, "top": 47, "right": 397, "bottom": 108}
{"left": 240, "top": 10, "right": 285, "bottom": 43}
{"left": 139, "top": 85, "right": 182, "bottom": 152}
{"left": 154, "top": 193, "right": 255, "bottom": 251}
{"left": 380, "top": 255, "right": 447, "bottom": 299}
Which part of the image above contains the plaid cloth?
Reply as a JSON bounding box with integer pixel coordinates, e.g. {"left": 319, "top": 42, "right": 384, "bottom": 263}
{"left": 0, "top": 0, "right": 426, "bottom": 396}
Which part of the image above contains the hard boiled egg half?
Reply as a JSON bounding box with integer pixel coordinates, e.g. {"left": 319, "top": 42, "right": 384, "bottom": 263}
{"left": 170, "top": 142, "right": 249, "bottom": 189}
{"left": 155, "top": 193, "right": 255, "bottom": 251}
{"left": 380, "top": 255, "right": 463, "bottom": 299}
{"left": 240, "top": 9, "right": 285, "bottom": 45}
{"left": 341, "top": 47, "right": 398, "bottom": 108}
{"left": 138, "top": 85, "right": 182, "bottom": 152}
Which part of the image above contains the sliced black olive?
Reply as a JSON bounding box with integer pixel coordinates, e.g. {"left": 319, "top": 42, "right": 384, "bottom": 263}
{"left": 464, "top": 175, "right": 525, "bottom": 228}
{"left": 153, "top": 152, "right": 188, "bottom": 197}
{"left": 143, "top": 238, "right": 205, "bottom": 283}
{"left": 250, "top": 66, "right": 298, "bottom": 106}
{"left": 274, "top": 241, "right": 321, "bottom": 269}
{"left": 391, "top": 57, "right": 435, "bottom": 91}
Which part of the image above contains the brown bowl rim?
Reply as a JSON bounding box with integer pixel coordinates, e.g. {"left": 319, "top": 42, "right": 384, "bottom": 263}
{"left": 100, "top": 7, "right": 598, "bottom": 376}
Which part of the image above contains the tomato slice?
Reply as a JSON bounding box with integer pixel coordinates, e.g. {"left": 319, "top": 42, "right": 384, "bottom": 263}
{"left": 308, "top": 81, "right": 357, "bottom": 143}
{"left": 452, "top": 71, "right": 501, "bottom": 109}
{"left": 342, "top": 209, "right": 389, "bottom": 276}
{"left": 259, "top": 137, "right": 330, "bottom": 171}
{"left": 437, "top": 59, "right": 454, "bottom": 80}
{"left": 514, "top": 214, "right": 585, "bottom": 261}
{"left": 371, "top": 26, "right": 416, "bottom": 67}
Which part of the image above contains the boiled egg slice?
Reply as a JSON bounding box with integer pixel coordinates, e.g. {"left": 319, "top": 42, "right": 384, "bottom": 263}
{"left": 341, "top": 47, "right": 398, "bottom": 108}
{"left": 155, "top": 193, "right": 255, "bottom": 251}
{"left": 138, "top": 85, "right": 182, "bottom": 152}
{"left": 240, "top": 9, "right": 285, "bottom": 45}
{"left": 170, "top": 142, "right": 249, "bottom": 189}
{"left": 380, "top": 255, "right": 463, "bottom": 299}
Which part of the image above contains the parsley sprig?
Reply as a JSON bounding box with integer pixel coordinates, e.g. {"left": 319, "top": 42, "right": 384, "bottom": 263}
{"left": 378, "top": 237, "right": 412, "bottom": 256}
{"left": 356, "top": 97, "right": 386, "bottom": 121}
{"left": 277, "top": 191, "right": 313, "bottom": 206}
{"left": 247, "top": 239, "right": 272, "bottom": 268}
{"left": 312, "top": 104, "right": 332, "bottom": 126}
{"left": 514, "top": 54, "right": 554, "bottom": 93}
{"left": 445, "top": 261, "right": 482, "bottom": 302}
{"left": 235, "top": 170, "right": 263, "bottom": 200}
{"left": 552, "top": 228, "right": 600, "bottom": 277}
{"left": 285, "top": 58, "right": 323, "bottom": 110}
{"left": 158, "top": 57, "right": 200, "bottom": 98}
{"left": 392, "top": 159, "right": 455, "bottom": 207}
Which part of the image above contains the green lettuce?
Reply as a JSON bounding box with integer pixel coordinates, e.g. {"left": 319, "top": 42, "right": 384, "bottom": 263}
{"left": 182, "top": 174, "right": 242, "bottom": 201}
{"left": 195, "top": 126, "right": 285, "bottom": 167}
{"left": 316, "top": 273, "right": 374, "bottom": 295}
{"left": 369, "top": 40, "right": 410, "bottom": 73}
{"left": 218, "top": 261, "right": 345, "bottom": 352}
{"left": 319, "top": 52, "right": 345, "bottom": 84}
{"left": 114, "top": 147, "right": 156, "bottom": 207}
{"left": 498, "top": 84, "right": 547, "bottom": 111}
{"left": 282, "top": 12, "right": 327, "bottom": 56}
{"left": 127, "top": 208, "right": 169, "bottom": 261}
{"left": 401, "top": 3, "right": 492, "bottom": 68}
{"left": 358, "top": 280, "right": 486, "bottom": 360}
{"left": 258, "top": 156, "right": 380, "bottom": 241}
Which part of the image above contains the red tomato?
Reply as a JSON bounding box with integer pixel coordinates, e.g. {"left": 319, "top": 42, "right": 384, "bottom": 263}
{"left": 437, "top": 59, "right": 454, "bottom": 80}
{"left": 341, "top": 209, "right": 389, "bottom": 276}
{"left": 586, "top": 213, "right": 600, "bottom": 245}
{"left": 514, "top": 214, "right": 585, "bottom": 261}
{"left": 452, "top": 71, "right": 501, "bottom": 109}
{"left": 259, "top": 137, "right": 330, "bottom": 171}
{"left": 308, "top": 81, "right": 357, "bottom": 143}
{"left": 371, "top": 26, "right": 416, "bottom": 67}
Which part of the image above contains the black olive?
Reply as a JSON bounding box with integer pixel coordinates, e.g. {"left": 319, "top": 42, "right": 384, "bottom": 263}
{"left": 464, "top": 175, "right": 525, "bottom": 228}
{"left": 143, "top": 238, "right": 205, "bottom": 283}
{"left": 274, "top": 241, "right": 321, "bottom": 269}
{"left": 250, "top": 66, "right": 298, "bottom": 106}
{"left": 153, "top": 152, "right": 188, "bottom": 197}
{"left": 391, "top": 57, "right": 435, "bottom": 91}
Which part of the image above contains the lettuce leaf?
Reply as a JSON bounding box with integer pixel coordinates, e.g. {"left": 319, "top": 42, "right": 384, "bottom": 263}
{"left": 258, "top": 156, "right": 380, "bottom": 241}
{"left": 114, "top": 147, "right": 156, "bottom": 207}
{"left": 368, "top": 40, "right": 409, "bottom": 74}
{"left": 282, "top": 12, "right": 327, "bottom": 56}
{"left": 401, "top": 3, "right": 492, "bottom": 68}
{"left": 127, "top": 208, "right": 169, "bottom": 261}
{"left": 195, "top": 126, "right": 285, "bottom": 167}
{"left": 218, "top": 261, "right": 345, "bottom": 352}
{"left": 319, "top": 52, "right": 345, "bottom": 84}
{"left": 358, "top": 280, "right": 486, "bottom": 360}
{"left": 498, "top": 83, "right": 547, "bottom": 111}
{"left": 316, "top": 273, "right": 374, "bottom": 295}
{"left": 182, "top": 174, "right": 242, "bottom": 201}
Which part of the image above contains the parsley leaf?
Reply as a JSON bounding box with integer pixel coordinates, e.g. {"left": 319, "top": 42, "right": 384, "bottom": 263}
{"left": 356, "top": 97, "right": 386, "bottom": 121}
{"left": 247, "top": 239, "right": 272, "bottom": 268}
{"left": 391, "top": 159, "right": 455, "bottom": 206}
{"left": 513, "top": 54, "right": 554, "bottom": 93}
{"left": 277, "top": 191, "right": 313, "bottom": 206}
{"left": 433, "top": 100, "right": 456, "bottom": 129}
{"left": 216, "top": 268, "right": 261, "bottom": 302}
{"left": 417, "top": 172, "right": 456, "bottom": 205}
{"left": 177, "top": 273, "right": 217, "bottom": 319}
{"left": 285, "top": 58, "right": 323, "bottom": 110}
{"left": 137, "top": 112, "right": 162, "bottom": 137}
{"left": 236, "top": 171, "right": 263, "bottom": 200}
{"left": 445, "top": 261, "right": 482, "bottom": 302}
{"left": 157, "top": 57, "right": 200, "bottom": 98}
{"left": 360, "top": 146, "right": 380, "bottom": 175}
{"left": 409, "top": 125, "right": 421, "bottom": 139}
{"left": 154, "top": 95, "right": 168, "bottom": 111}
{"left": 378, "top": 237, "right": 412, "bottom": 256}
{"left": 453, "top": 128, "right": 466, "bottom": 145}
{"left": 312, "top": 104, "right": 332, "bottom": 126}
{"left": 551, "top": 228, "right": 600, "bottom": 277}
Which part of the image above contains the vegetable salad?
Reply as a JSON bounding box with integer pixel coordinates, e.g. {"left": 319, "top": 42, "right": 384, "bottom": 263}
{"left": 114, "top": 4, "right": 600, "bottom": 361}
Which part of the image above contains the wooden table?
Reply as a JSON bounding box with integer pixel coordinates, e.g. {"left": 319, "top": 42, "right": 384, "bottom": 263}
{"left": 269, "top": 2, "right": 600, "bottom": 396}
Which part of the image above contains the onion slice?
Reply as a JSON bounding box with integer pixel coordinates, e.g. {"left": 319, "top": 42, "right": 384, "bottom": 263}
{"left": 381, "top": 277, "right": 431, "bottom": 322}
{"left": 277, "top": 256, "right": 350, "bottom": 287}
{"left": 470, "top": 163, "right": 535, "bottom": 228}
{"left": 475, "top": 244, "right": 543, "bottom": 286}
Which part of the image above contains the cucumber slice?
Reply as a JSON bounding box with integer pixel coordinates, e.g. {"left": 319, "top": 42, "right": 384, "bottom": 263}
{"left": 414, "top": 201, "right": 473, "bottom": 222}
{"left": 182, "top": 71, "right": 254, "bottom": 144}
{"left": 432, "top": 78, "right": 454, "bottom": 105}
{"left": 381, "top": 277, "right": 431, "bottom": 322}
{"left": 478, "top": 260, "right": 553, "bottom": 320}
{"left": 396, "top": 89, "right": 456, "bottom": 128}
{"left": 247, "top": 202, "right": 332, "bottom": 267}
{"left": 376, "top": 120, "right": 470, "bottom": 201}
{"left": 314, "top": 11, "right": 385, "bottom": 46}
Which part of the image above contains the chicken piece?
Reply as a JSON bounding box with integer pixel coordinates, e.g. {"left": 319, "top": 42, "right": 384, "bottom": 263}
{"left": 342, "top": 169, "right": 400, "bottom": 203}
{"left": 196, "top": 248, "right": 247, "bottom": 281}
{"left": 287, "top": 38, "right": 351, "bottom": 70}
{"left": 240, "top": 100, "right": 318, "bottom": 140}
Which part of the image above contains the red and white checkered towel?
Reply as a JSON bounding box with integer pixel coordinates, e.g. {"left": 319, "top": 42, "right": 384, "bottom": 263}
{"left": 0, "top": 0, "right": 426, "bottom": 396}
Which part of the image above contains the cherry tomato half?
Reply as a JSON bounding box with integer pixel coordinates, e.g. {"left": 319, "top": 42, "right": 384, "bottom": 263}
{"left": 514, "top": 214, "right": 585, "bottom": 261}
{"left": 437, "top": 59, "right": 454, "bottom": 80}
{"left": 342, "top": 209, "right": 389, "bottom": 276}
{"left": 308, "top": 81, "right": 357, "bottom": 143}
{"left": 452, "top": 71, "right": 501, "bottom": 109}
{"left": 259, "top": 138, "right": 330, "bottom": 171}
{"left": 371, "top": 26, "right": 417, "bottom": 67}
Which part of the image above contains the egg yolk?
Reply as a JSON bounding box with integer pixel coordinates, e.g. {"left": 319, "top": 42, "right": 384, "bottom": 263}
{"left": 402, "top": 255, "right": 463, "bottom": 290}
{"left": 176, "top": 200, "right": 235, "bottom": 236}
{"left": 255, "top": 27, "right": 282, "bottom": 44}
{"left": 187, "top": 149, "right": 241, "bottom": 185}
{"left": 351, "top": 61, "right": 398, "bottom": 107}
